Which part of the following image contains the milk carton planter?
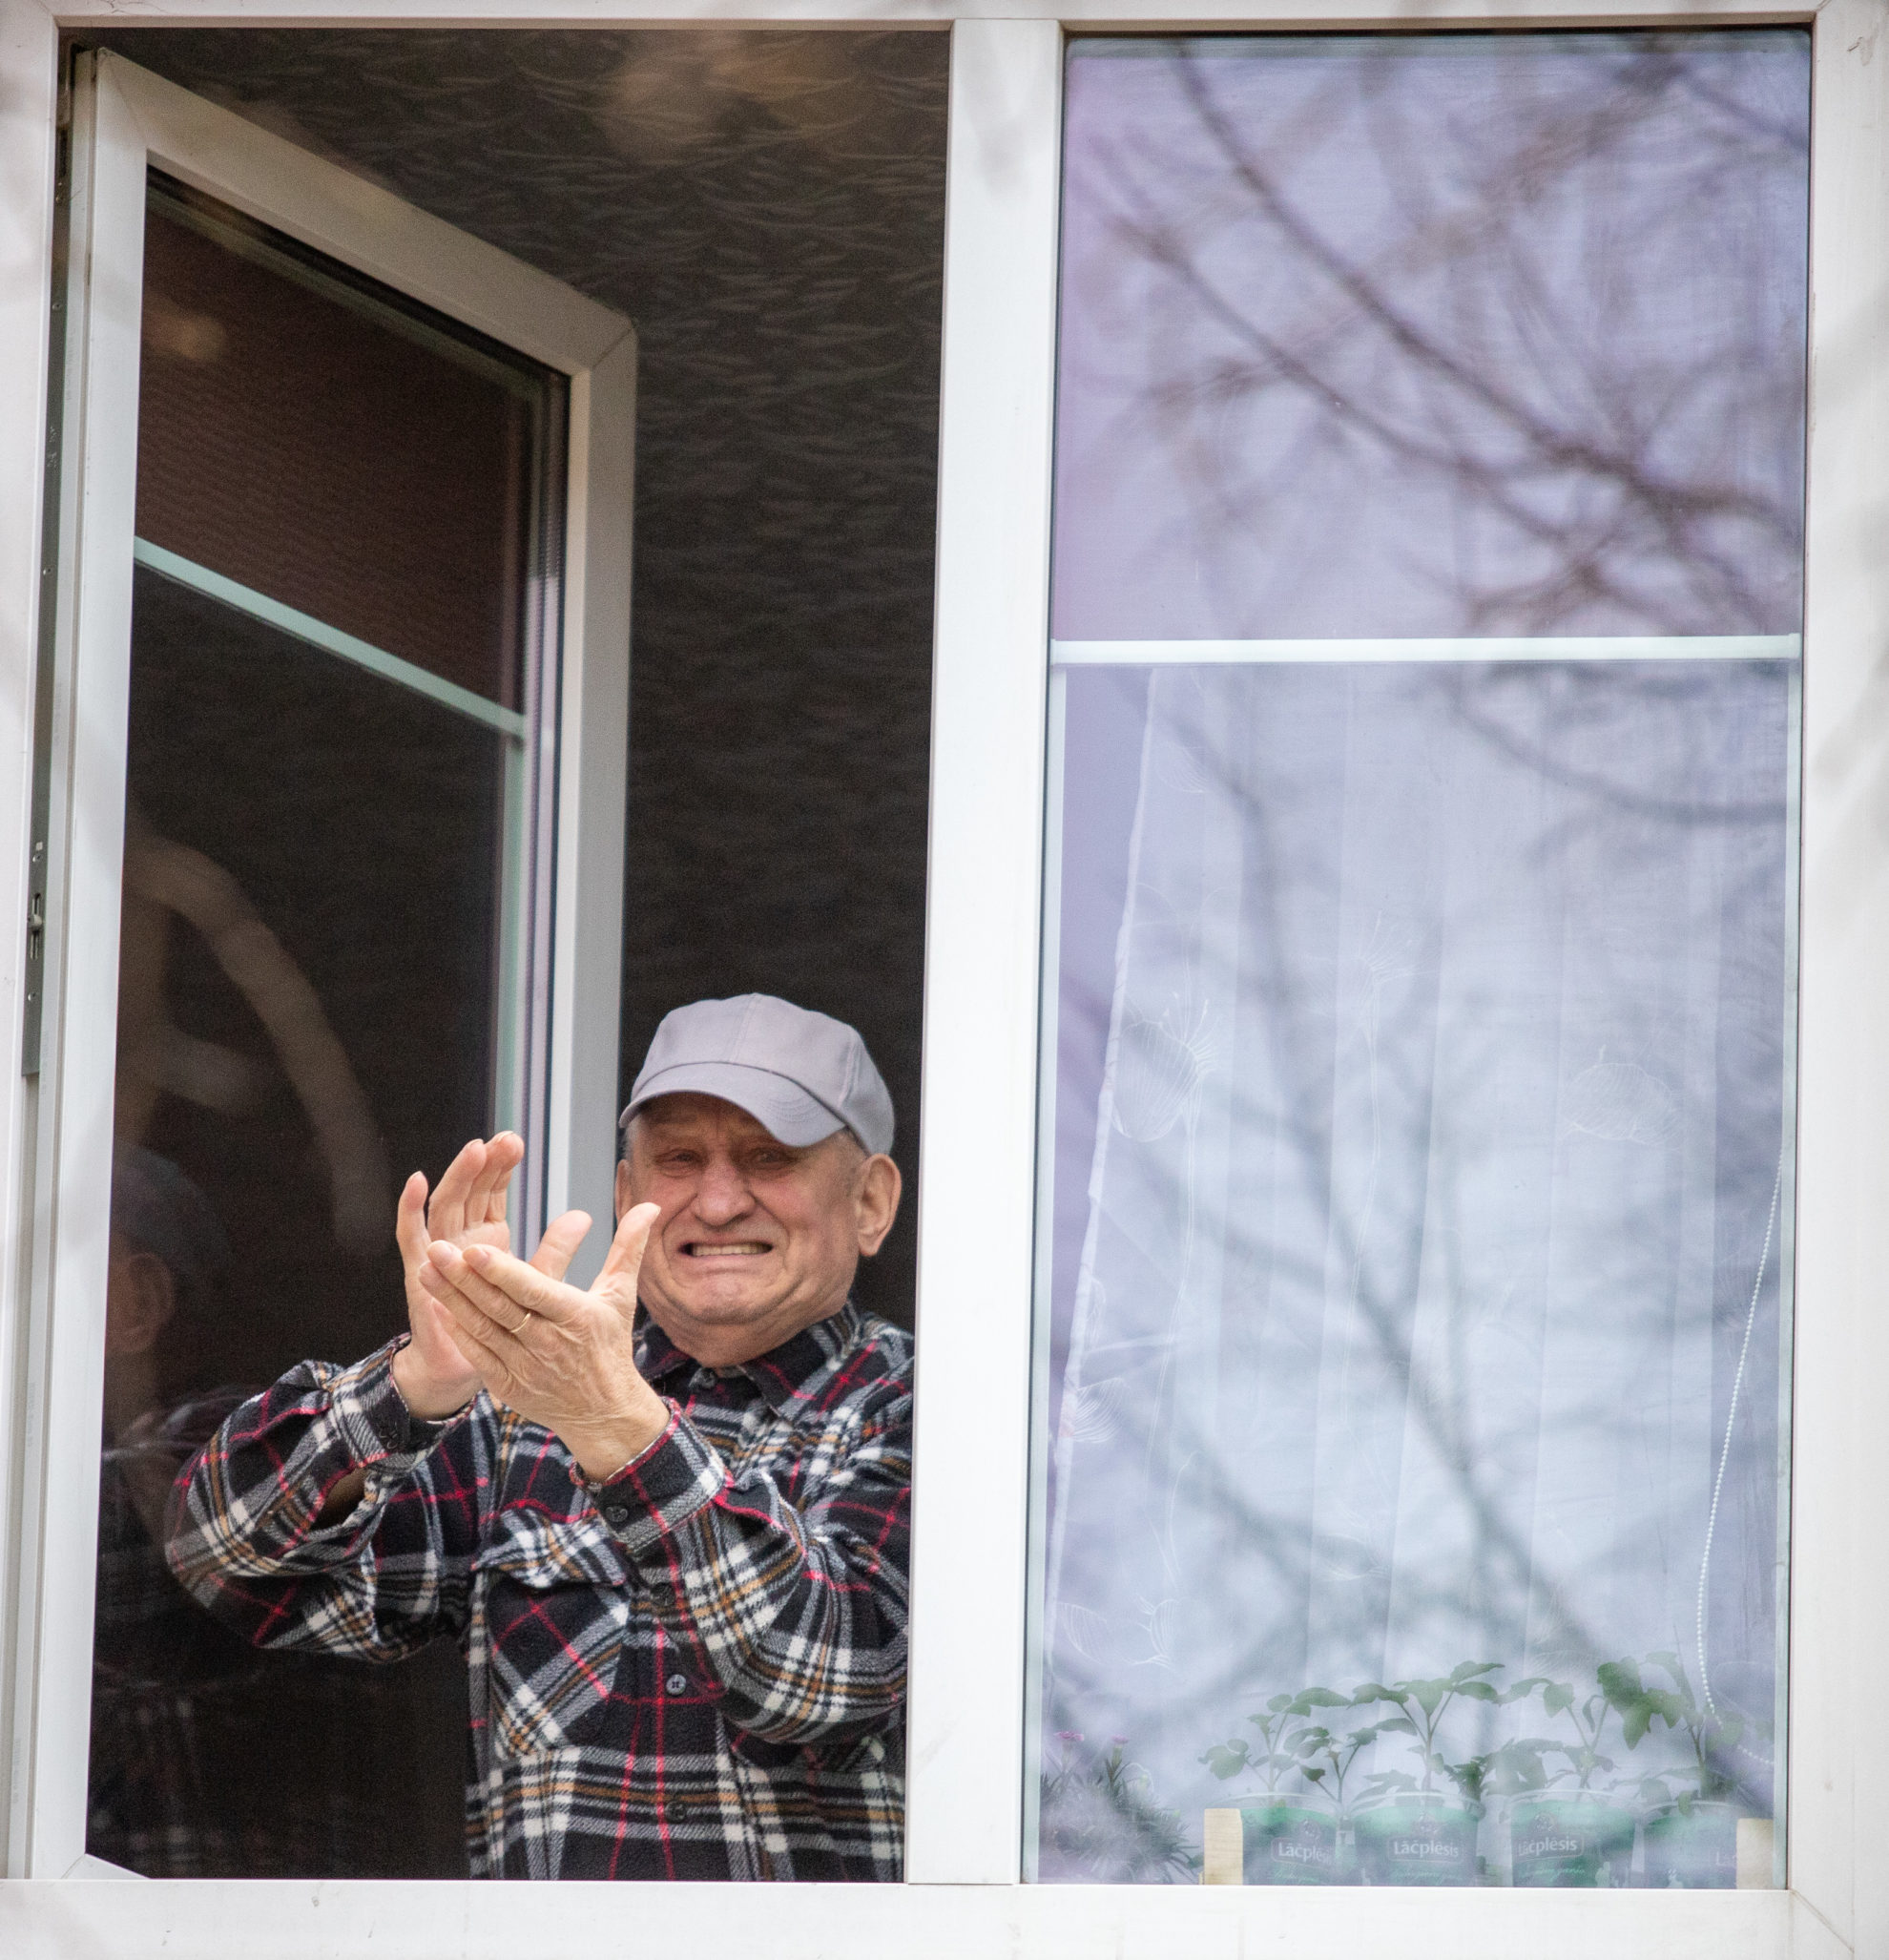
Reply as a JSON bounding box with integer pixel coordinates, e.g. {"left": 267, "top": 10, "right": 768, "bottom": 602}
{"left": 1240, "top": 1801, "right": 1340, "bottom": 1884}
{"left": 1295, "top": 1703, "right": 1403, "bottom": 1883}
{"left": 1507, "top": 1796, "right": 1636, "bottom": 1887}
{"left": 1642, "top": 1800, "right": 1738, "bottom": 1888}
{"left": 1353, "top": 1794, "right": 1481, "bottom": 1885}
{"left": 1345, "top": 1662, "right": 1530, "bottom": 1885}
{"left": 1204, "top": 1690, "right": 1405, "bottom": 1885}
{"left": 1202, "top": 1692, "right": 1342, "bottom": 1883}
{"left": 1501, "top": 1676, "right": 1636, "bottom": 1886}
{"left": 1598, "top": 1654, "right": 1754, "bottom": 1891}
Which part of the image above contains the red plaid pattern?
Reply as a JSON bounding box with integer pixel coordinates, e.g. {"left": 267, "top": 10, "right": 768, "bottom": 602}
{"left": 166, "top": 1304, "right": 912, "bottom": 1880}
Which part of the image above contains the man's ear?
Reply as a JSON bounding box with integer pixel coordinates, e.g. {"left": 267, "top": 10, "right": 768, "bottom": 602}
{"left": 104, "top": 1249, "right": 177, "bottom": 1360}
{"left": 855, "top": 1155, "right": 903, "bottom": 1258}
{"left": 613, "top": 1154, "right": 633, "bottom": 1223}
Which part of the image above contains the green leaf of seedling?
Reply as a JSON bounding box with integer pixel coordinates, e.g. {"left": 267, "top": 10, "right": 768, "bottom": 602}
{"left": 1499, "top": 1676, "right": 1553, "bottom": 1707}
{"left": 1350, "top": 1682, "right": 1396, "bottom": 1707}
{"left": 1407, "top": 1679, "right": 1450, "bottom": 1719}
{"left": 1623, "top": 1771, "right": 1675, "bottom": 1808}
{"left": 1647, "top": 1653, "right": 1697, "bottom": 1710}
{"left": 1266, "top": 1692, "right": 1296, "bottom": 1714}
{"left": 1454, "top": 1680, "right": 1501, "bottom": 1704}
{"left": 1289, "top": 1689, "right": 1350, "bottom": 1714}
{"left": 1451, "top": 1661, "right": 1504, "bottom": 1685}
{"left": 1598, "top": 1658, "right": 1685, "bottom": 1750}
{"left": 1596, "top": 1659, "right": 1644, "bottom": 1705}
{"left": 1542, "top": 1683, "right": 1575, "bottom": 1718}
{"left": 1202, "top": 1742, "right": 1249, "bottom": 1781}
{"left": 1480, "top": 1739, "right": 1553, "bottom": 1797}
{"left": 1377, "top": 1717, "right": 1418, "bottom": 1739}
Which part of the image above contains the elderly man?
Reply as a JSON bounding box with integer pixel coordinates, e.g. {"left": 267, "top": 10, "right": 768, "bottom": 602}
{"left": 167, "top": 995, "right": 911, "bottom": 1881}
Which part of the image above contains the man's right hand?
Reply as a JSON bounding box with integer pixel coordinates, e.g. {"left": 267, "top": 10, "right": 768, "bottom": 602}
{"left": 390, "top": 1134, "right": 526, "bottom": 1419}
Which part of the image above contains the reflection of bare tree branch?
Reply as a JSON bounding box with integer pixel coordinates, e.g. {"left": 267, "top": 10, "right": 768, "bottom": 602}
{"left": 1437, "top": 665, "right": 1783, "bottom": 826}
{"left": 1103, "top": 180, "right": 1692, "bottom": 634}
{"left": 1671, "top": 63, "right": 1810, "bottom": 157}
{"left": 1064, "top": 34, "right": 1806, "bottom": 641}
{"left": 118, "top": 819, "right": 389, "bottom": 1255}
{"left": 1162, "top": 724, "right": 1594, "bottom": 1665}
{"left": 1173, "top": 47, "right": 1794, "bottom": 553}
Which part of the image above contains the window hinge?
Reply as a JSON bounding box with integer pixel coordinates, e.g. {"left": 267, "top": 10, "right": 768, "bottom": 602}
{"left": 21, "top": 844, "right": 47, "bottom": 1075}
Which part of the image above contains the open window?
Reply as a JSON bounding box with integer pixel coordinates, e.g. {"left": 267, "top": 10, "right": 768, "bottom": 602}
{"left": 20, "top": 50, "right": 633, "bottom": 1877}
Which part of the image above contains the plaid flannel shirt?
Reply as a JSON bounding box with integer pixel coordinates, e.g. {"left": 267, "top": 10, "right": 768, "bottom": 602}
{"left": 166, "top": 1303, "right": 912, "bottom": 1880}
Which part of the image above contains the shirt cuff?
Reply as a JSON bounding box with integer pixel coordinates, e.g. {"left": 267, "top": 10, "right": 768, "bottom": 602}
{"left": 326, "top": 1336, "right": 466, "bottom": 1469}
{"left": 586, "top": 1404, "right": 728, "bottom": 1559}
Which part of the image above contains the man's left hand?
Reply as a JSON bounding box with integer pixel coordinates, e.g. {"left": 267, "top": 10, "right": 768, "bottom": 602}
{"left": 420, "top": 1202, "right": 671, "bottom": 1482}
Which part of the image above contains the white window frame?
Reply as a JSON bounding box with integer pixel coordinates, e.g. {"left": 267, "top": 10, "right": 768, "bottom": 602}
{"left": 2, "top": 3, "right": 1884, "bottom": 1956}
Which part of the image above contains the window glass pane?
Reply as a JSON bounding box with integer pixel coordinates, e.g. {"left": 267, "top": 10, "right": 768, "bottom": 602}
{"left": 1030, "top": 31, "right": 1807, "bottom": 1889}
{"left": 1049, "top": 32, "right": 1807, "bottom": 647}
{"left": 137, "top": 189, "right": 536, "bottom": 706}
{"left": 89, "top": 181, "right": 560, "bottom": 1877}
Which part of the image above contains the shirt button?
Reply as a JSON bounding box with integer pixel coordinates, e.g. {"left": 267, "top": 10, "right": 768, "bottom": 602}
{"left": 665, "top": 1673, "right": 689, "bottom": 1696}
{"left": 601, "top": 1504, "right": 630, "bottom": 1526}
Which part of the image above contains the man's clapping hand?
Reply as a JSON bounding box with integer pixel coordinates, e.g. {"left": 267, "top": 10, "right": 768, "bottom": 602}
{"left": 419, "top": 1199, "right": 671, "bottom": 1482}
{"left": 390, "top": 1133, "right": 591, "bottom": 1421}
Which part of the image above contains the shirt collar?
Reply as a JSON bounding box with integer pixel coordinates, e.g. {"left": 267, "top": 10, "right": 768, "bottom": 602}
{"left": 634, "top": 1302, "right": 864, "bottom": 1418}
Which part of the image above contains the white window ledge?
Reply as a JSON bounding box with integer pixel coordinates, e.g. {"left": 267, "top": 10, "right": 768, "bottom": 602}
{"left": 0, "top": 1876, "right": 1844, "bottom": 1960}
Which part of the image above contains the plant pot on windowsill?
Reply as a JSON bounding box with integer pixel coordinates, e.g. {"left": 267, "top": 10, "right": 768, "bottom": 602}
{"left": 1507, "top": 1794, "right": 1636, "bottom": 1887}
{"left": 1239, "top": 1801, "right": 1339, "bottom": 1884}
{"left": 1642, "top": 1799, "right": 1738, "bottom": 1888}
{"left": 1352, "top": 1792, "right": 1480, "bottom": 1886}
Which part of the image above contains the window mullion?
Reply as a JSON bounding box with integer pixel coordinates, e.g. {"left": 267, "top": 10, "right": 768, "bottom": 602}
{"left": 903, "top": 12, "right": 1063, "bottom": 1888}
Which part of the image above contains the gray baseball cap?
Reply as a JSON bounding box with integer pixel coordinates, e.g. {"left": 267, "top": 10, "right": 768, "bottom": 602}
{"left": 619, "top": 993, "right": 894, "bottom": 1157}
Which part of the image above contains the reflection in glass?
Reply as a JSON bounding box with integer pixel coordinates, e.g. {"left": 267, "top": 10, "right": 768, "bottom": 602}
{"left": 88, "top": 182, "right": 562, "bottom": 1877}
{"left": 1050, "top": 33, "right": 1808, "bottom": 645}
{"left": 137, "top": 187, "right": 538, "bottom": 705}
{"left": 1029, "top": 31, "right": 1806, "bottom": 1889}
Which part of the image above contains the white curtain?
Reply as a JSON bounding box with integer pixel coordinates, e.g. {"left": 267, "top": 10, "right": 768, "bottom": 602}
{"left": 1039, "top": 657, "right": 1789, "bottom": 1874}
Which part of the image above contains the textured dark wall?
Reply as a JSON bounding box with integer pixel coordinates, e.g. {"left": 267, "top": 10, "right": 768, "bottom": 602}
{"left": 84, "top": 29, "right": 947, "bottom": 1326}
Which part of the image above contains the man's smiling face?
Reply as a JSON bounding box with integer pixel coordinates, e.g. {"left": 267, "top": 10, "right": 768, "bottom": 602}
{"left": 616, "top": 1092, "right": 900, "bottom": 1366}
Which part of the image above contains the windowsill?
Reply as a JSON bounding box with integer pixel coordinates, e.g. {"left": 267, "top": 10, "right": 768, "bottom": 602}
{"left": 0, "top": 1871, "right": 1827, "bottom": 1960}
